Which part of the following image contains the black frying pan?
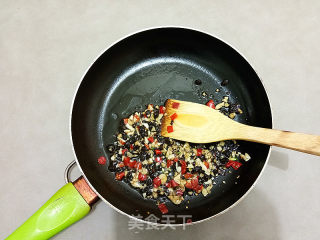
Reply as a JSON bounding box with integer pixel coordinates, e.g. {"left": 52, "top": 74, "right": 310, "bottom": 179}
{"left": 6, "top": 27, "right": 272, "bottom": 239}
{"left": 72, "top": 27, "right": 272, "bottom": 221}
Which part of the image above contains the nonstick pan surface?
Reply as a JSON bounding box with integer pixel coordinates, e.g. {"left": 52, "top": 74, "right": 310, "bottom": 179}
{"left": 71, "top": 27, "right": 272, "bottom": 224}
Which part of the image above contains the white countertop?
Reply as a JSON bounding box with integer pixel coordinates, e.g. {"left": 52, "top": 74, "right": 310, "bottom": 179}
{"left": 1, "top": 1, "right": 320, "bottom": 239}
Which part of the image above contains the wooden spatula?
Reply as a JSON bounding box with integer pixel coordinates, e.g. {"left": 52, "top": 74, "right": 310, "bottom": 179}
{"left": 161, "top": 99, "right": 320, "bottom": 156}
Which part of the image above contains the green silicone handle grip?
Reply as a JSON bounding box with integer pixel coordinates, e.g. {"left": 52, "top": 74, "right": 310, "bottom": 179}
{"left": 5, "top": 183, "right": 90, "bottom": 240}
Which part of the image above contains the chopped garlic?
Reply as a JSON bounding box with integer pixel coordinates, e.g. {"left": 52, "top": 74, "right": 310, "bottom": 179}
{"left": 174, "top": 174, "right": 181, "bottom": 184}
{"left": 244, "top": 153, "right": 251, "bottom": 161}
{"left": 202, "top": 188, "right": 208, "bottom": 196}
{"left": 168, "top": 194, "right": 183, "bottom": 205}
{"left": 159, "top": 174, "right": 167, "bottom": 184}
{"left": 215, "top": 102, "right": 224, "bottom": 110}
{"left": 222, "top": 96, "right": 229, "bottom": 103}
{"left": 229, "top": 113, "right": 236, "bottom": 119}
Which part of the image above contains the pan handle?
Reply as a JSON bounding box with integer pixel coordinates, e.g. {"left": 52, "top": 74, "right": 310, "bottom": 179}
{"left": 5, "top": 161, "right": 98, "bottom": 240}
{"left": 64, "top": 160, "right": 77, "bottom": 183}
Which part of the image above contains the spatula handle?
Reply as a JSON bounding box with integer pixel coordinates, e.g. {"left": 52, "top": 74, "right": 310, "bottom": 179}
{"left": 239, "top": 126, "right": 320, "bottom": 156}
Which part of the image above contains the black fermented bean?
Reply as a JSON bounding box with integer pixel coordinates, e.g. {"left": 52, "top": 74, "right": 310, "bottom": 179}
{"left": 146, "top": 178, "right": 152, "bottom": 186}
{"left": 154, "top": 110, "right": 159, "bottom": 118}
{"left": 106, "top": 144, "right": 115, "bottom": 153}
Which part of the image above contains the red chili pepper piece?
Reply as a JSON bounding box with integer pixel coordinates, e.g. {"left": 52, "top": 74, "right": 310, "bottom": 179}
{"left": 191, "top": 178, "right": 199, "bottom": 189}
{"left": 155, "top": 149, "right": 161, "bottom": 155}
{"left": 148, "top": 137, "right": 154, "bottom": 143}
{"left": 138, "top": 173, "right": 147, "bottom": 181}
{"left": 130, "top": 144, "right": 134, "bottom": 150}
{"left": 185, "top": 181, "right": 193, "bottom": 189}
{"left": 171, "top": 179, "right": 179, "bottom": 188}
{"left": 121, "top": 149, "right": 127, "bottom": 155}
{"left": 203, "top": 161, "right": 209, "bottom": 169}
{"left": 184, "top": 173, "right": 193, "bottom": 179}
{"left": 173, "top": 157, "right": 179, "bottom": 162}
{"left": 170, "top": 113, "right": 178, "bottom": 121}
{"left": 180, "top": 160, "right": 187, "bottom": 174}
{"left": 158, "top": 203, "right": 168, "bottom": 214}
{"left": 232, "top": 161, "right": 242, "bottom": 170}
{"left": 123, "top": 118, "right": 128, "bottom": 124}
{"left": 119, "top": 140, "right": 125, "bottom": 145}
{"left": 155, "top": 156, "right": 162, "bottom": 163}
{"left": 165, "top": 182, "right": 172, "bottom": 188}
{"left": 194, "top": 184, "right": 203, "bottom": 192}
{"left": 176, "top": 189, "right": 184, "bottom": 196}
{"left": 172, "top": 102, "right": 180, "bottom": 109}
{"left": 128, "top": 161, "right": 137, "bottom": 168}
{"left": 206, "top": 99, "right": 215, "bottom": 109}
{"left": 225, "top": 160, "right": 233, "bottom": 168}
{"left": 134, "top": 162, "right": 142, "bottom": 169}
{"left": 166, "top": 159, "right": 174, "bottom": 168}
{"left": 115, "top": 172, "right": 125, "bottom": 180}
{"left": 144, "top": 144, "right": 150, "bottom": 150}
{"left": 153, "top": 177, "right": 161, "bottom": 187}
{"left": 225, "top": 160, "right": 242, "bottom": 170}
{"left": 134, "top": 115, "right": 140, "bottom": 121}
{"left": 97, "top": 156, "right": 106, "bottom": 165}
{"left": 185, "top": 178, "right": 201, "bottom": 191}
{"left": 167, "top": 125, "right": 173, "bottom": 133}
{"left": 196, "top": 148, "right": 202, "bottom": 156}
{"left": 159, "top": 105, "right": 165, "bottom": 114}
{"left": 123, "top": 157, "right": 130, "bottom": 166}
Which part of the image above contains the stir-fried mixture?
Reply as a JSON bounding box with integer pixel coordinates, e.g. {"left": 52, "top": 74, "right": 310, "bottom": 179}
{"left": 105, "top": 97, "right": 250, "bottom": 214}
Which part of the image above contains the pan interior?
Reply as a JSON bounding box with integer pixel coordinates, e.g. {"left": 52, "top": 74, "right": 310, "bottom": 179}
{"left": 71, "top": 28, "right": 272, "bottom": 223}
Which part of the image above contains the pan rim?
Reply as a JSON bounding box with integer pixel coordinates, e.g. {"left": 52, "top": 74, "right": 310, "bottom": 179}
{"left": 69, "top": 25, "right": 273, "bottom": 226}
